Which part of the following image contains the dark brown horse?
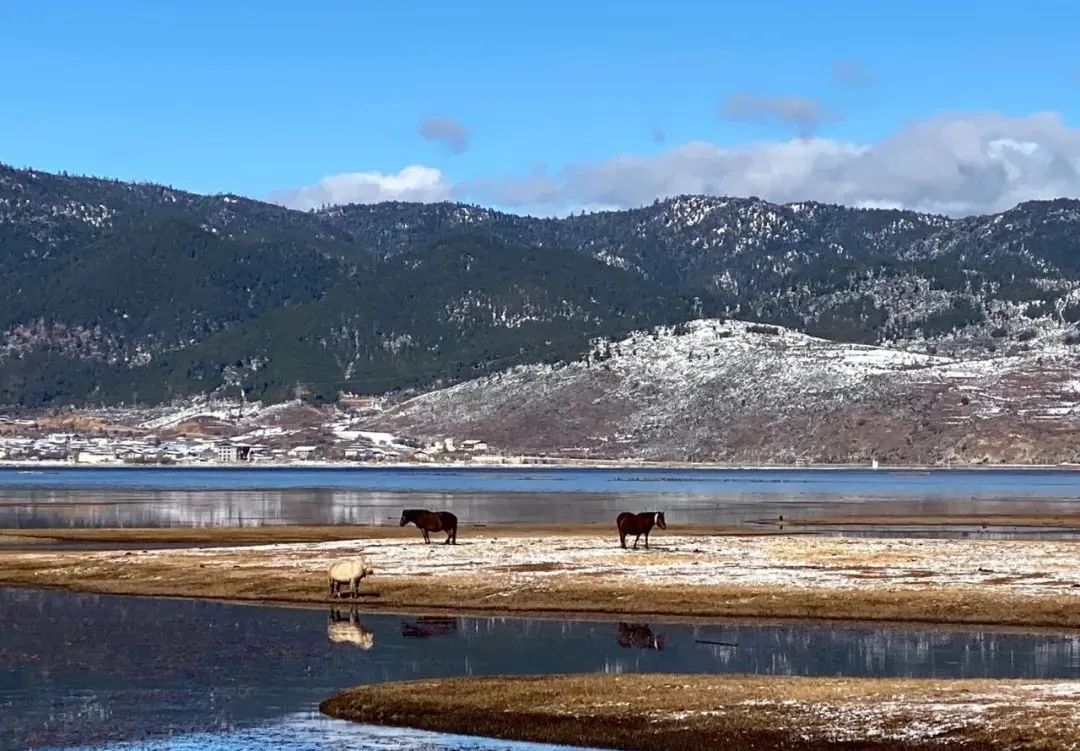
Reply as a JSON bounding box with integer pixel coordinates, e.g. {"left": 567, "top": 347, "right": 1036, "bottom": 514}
{"left": 399, "top": 509, "right": 458, "bottom": 544}
{"left": 616, "top": 511, "right": 666, "bottom": 549}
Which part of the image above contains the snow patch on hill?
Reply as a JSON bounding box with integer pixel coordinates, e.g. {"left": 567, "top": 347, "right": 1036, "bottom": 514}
{"left": 366, "top": 318, "right": 1080, "bottom": 464}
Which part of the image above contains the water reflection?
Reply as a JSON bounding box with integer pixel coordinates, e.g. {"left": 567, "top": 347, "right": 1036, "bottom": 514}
{"left": 327, "top": 608, "right": 374, "bottom": 651}
{"left": 401, "top": 617, "right": 459, "bottom": 639}
{"left": 4, "top": 588, "right": 1080, "bottom": 750}
{"left": 2, "top": 467, "right": 1080, "bottom": 533}
{"left": 616, "top": 622, "right": 665, "bottom": 650}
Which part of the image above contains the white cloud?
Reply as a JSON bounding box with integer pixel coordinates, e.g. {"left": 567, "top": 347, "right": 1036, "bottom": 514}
{"left": 272, "top": 166, "right": 452, "bottom": 210}
{"left": 271, "top": 112, "right": 1080, "bottom": 217}
{"left": 469, "top": 112, "right": 1080, "bottom": 217}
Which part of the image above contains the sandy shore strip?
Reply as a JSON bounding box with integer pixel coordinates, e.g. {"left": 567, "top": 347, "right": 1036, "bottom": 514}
{"left": 320, "top": 674, "right": 1080, "bottom": 751}
{"left": 2, "top": 527, "right": 1080, "bottom": 627}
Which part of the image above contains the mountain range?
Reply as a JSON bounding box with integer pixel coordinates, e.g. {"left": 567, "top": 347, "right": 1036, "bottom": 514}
{"left": 2, "top": 162, "right": 1079, "bottom": 408}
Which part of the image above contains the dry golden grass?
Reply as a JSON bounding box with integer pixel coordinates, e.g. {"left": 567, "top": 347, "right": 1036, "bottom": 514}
{"left": 2, "top": 550, "right": 1080, "bottom": 629}
{"left": 321, "top": 674, "right": 1080, "bottom": 751}
{"left": 2, "top": 524, "right": 1079, "bottom": 628}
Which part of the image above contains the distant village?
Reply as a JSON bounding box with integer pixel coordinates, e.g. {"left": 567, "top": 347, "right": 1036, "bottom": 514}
{"left": 0, "top": 394, "right": 529, "bottom": 467}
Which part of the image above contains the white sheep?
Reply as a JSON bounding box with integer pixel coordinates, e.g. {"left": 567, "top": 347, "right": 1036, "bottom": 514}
{"left": 327, "top": 557, "right": 374, "bottom": 599}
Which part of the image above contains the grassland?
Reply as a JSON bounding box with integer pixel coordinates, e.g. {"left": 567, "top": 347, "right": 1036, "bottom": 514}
{"left": 2, "top": 523, "right": 1080, "bottom": 628}
{"left": 320, "top": 674, "right": 1080, "bottom": 750}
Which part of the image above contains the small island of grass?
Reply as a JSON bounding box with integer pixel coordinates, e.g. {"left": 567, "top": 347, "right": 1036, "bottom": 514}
{"left": 320, "top": 674, "right": 1080, "bottom": 750}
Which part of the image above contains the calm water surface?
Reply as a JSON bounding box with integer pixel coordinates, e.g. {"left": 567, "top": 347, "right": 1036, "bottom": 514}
{"left": 3, "top": 588, "right": 1080, "bottom": 750}
{"left": 1, "top": 467, "right": 1079, "bottom": 530}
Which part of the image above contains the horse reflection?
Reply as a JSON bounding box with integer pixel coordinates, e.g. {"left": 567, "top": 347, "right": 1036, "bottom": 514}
{"left": 400, "top": 616, "right": 459, "bottom": 638}
{"left": 327, "top": 607, "right": 375, "bottom": 650}
{"left": 617, "top": 622, "right": 665, "bottom": 650}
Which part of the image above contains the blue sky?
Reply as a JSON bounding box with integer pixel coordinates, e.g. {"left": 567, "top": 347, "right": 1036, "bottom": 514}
{"left": 5, "top": 1, "right": 1080, "bottom": 215}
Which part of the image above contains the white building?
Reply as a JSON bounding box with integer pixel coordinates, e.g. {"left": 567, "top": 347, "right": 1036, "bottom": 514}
{"left": 216, "top": 444, "right": 238, "bottom": 463}
{"left": 76, "top": 451, "right": 115, "bottom": 465}
{"left": 288, "top": 445, "right": 319, "bottom": 460}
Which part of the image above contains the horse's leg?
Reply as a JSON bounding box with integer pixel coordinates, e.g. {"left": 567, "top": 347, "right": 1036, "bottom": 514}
{"left": 423, "top": 529, "right": 430, "bottom": 544}
{"left": 633, "top": 534, "right": 640, "bottom": 550}
{"left": 619, "top": 531, "right": 626, "bottom": 549}
{"left": 644, "top": 531, "right": 650, "bottom": 549}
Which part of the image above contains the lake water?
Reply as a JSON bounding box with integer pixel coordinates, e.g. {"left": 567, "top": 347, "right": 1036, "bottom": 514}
{"left": 1, "top": 467, "right": 1079, "bottom": 532}
{"left": 4, "top": 588, "right": 1080, "bottom": 750}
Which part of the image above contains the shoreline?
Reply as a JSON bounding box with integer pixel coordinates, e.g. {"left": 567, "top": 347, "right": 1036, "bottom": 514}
{"left": 3, "top": 459, "right": 1080, "bottom": 472}
{"left": 3, "top": 525, "right": 1080, "bottom": 631}
{"left": 320, "top": 674, "right": 1080, "bottom": 751}
{"left": 9, "top": 583, "right": 1080, "bottom": 638}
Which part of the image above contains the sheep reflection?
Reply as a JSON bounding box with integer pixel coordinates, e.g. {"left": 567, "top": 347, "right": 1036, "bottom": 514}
{"left": 327, "top": 607, "right": 374, "bottom": 650}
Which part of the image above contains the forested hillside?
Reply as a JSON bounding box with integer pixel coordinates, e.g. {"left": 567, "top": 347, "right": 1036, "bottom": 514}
{"left": 3, "top": 162, "right": 1080, "bottom": 406}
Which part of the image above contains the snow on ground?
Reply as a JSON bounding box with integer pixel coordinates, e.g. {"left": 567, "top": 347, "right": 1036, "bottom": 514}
{"left": 136, "top": 398, "right": 318, "bottom": 431}
{"left": 355, "top": 431, "right": 398, "bottom": 445}
{"left": 231, "top": 426, "right": 290, "bottom": 441}
{"left": 99, "top": 534, "right": 1080, "bottom": 599}
{"left": 137, "top": 400, "right": 243, "bottom": 430}
{"left": 717, "top": 682, "right": 1080, "bottom": 744}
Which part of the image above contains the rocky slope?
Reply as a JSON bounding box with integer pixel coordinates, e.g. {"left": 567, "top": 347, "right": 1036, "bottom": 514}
{"left": 365, "top": 319, "right": 1080, "bottom": 465}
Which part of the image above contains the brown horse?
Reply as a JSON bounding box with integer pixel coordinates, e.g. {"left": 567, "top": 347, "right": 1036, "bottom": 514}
{"left": 616, "top": 511, "right": 666, "bottom": 549}
{"left": 399, "top": 509, "right": 458, "bottom": 544}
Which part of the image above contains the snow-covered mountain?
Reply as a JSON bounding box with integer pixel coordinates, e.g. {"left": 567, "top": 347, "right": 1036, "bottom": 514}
{"left": 365, "top": 320, "right": 1080, "bottom": 465}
